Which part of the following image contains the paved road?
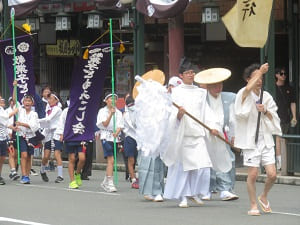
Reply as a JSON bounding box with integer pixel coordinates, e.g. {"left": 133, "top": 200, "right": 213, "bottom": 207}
{"left": 0, "top": 166, "right": 300, "bottom": 225}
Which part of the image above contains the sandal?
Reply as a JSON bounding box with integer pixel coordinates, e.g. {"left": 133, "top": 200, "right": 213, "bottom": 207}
{"left": 258, "top": 196, "right": 272, "bottom": 213}
{"left": 247, "top": 209, "right": 261, "bottom": 216}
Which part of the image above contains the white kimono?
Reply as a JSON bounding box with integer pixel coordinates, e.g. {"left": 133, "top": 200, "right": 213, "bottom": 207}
{"left": 234, "top": 87, "right": 282, "bottom": 151}
{"left": 163, "top": 84, "right": 221, "bottom": 200}
{"left": 162, "top": 84, "right": 222, "bottom": 171}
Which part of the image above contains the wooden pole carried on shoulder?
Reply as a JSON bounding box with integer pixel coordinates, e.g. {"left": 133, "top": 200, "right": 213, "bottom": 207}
{"left": 172, "top": 102, "right": 240, "bottom": 153}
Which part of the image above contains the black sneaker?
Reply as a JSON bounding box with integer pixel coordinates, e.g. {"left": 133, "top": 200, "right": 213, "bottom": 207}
{"left": 0, "top": 176, "right": 5, "bottom": 185}
{"left": 40, "top": 172, "right": 49, "bottom": 182}
{"left": 55, "top": 176, "right": 64, "bottom": 183}
{"left": 9, "top": 172, "right": 20, "bottom": 181}
{"left": 81, "top": 176, "right": 89, "bottom": 180}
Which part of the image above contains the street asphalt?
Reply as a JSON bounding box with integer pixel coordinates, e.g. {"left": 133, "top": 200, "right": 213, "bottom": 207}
{"left": 1, "top": 164, "right": 300, "bottom": 225}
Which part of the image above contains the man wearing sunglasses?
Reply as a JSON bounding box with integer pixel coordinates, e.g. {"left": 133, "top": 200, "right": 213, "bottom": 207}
{"left": 275, "top": 67, "right": 297, "bottom": 171}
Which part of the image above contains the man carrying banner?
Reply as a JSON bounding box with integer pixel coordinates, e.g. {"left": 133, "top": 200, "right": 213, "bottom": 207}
{"left": 195, "top": 68, "right": 239, "bottom": 201}
{"left": 234, "top": 63, "right": 281, "bottom": 216}
{"left": 96, "top": 93, "right": 123, "bottom": 192}
{"left": 13, "top": 89, "right": 40, "bottom": 184}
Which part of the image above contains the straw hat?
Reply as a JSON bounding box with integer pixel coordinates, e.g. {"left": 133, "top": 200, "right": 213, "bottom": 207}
{"left": 132, "top": 69, "right": 165, "bottom": 99}
{"left": 194, "top": 68, "right": 231, "bottom": 84}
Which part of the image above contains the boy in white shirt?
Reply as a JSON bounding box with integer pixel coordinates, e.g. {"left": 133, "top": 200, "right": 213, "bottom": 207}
{"left": 96, "top": 93, "right": 124, "bottom": 192}
{"left": 38, "top": 92, "right": 63, "bottom": 183}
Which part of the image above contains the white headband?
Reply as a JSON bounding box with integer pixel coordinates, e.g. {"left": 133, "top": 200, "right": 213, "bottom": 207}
{"left": 51, "top": 94, "right": 59, "bottom": 101}
{"left": 103, "top": 93, "right": 118, "bottom": 102}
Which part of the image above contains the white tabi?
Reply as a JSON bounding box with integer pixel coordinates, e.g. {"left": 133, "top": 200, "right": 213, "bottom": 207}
{"left": 163, "top": 84, "right": 222, "bottom": 200}
{"left": 235, "top": 87, "right": 282, "bottom": 159}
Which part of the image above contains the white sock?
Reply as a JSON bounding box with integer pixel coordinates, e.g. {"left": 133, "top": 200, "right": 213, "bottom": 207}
{"left": 40, "top": 165, "right": 46, "bottom": 173}
{"left": 57, "top": 166, "right": 63, "bottom": 177}
{"left": 131, "top": 178, "right": 136, "bottom": 183}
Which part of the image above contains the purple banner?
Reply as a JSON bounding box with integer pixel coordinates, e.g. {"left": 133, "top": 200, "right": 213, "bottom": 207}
{"left": 63, "top": 46, "right": 111, "bottom": 142}
{"left": 0, "top": 35, "right": 36, "bottom": 101}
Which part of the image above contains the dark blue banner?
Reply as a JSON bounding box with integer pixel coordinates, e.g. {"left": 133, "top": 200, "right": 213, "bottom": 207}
{"left": 63, "top": 45, "right": 111, "bottom": 141}
{"left": 0, "top": 34, "right": 36, "bottom": 101}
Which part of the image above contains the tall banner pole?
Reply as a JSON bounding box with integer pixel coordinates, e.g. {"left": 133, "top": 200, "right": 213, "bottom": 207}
{"left": 109, "top": 18, "right": 118, "bottom": 185}
{"left": 10, "top": 8, "right": 20, "bottom": 164}
{"left": 255, "top": 0, "right": 274, "bottom": 144}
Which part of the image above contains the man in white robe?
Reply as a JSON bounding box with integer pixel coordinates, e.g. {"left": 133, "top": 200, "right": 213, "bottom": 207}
{"left": 235, "top": 63, "right": 282, "bottom": 216}
{"left": 162, "top": 58, "right": 221, "bottom": 208}
{"left": 195, "top": 68, "right": 239, "bottom": 201}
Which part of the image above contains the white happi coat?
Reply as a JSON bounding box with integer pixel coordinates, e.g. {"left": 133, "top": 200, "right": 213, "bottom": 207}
{"left": 123, "top": 106, "right": 137, "bottom": 140}
{"left": 162, "top": 84, "right": 222, "bottom": 171}
{"left": 234, "top": 87, "right": 282, "bottom": 150}
{"left": 17, "top": 107, "right": 39, "bottom": 138}
{"left": 53, "top": 107, "right": 68, "bottom": 141}
{"left": 39, "top": 105, "right": 62, "bottom": 142}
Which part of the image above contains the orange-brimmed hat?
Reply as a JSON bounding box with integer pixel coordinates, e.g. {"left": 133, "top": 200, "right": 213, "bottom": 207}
{"left": 132, "top": 69, "right": 165, "bottom": 99}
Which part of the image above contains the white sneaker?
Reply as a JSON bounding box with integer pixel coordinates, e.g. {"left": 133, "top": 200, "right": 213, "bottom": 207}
{"left": 101, "top": 179, "right": 117, "bottom": 193}
{"left": 178, "top": 197, "right": 189, "bottom": 208}
{"left": 220, "top": 191, "right": 239, "bottom": 201}
{"left": 201, "top": 193, "right": 212, "bottom": 201}
{"left": 189, "top": 196, "right": 204, "bottom": 205}
{"left": 144, "top": 195, "right": 154, "bottom": 201}
{"left": 153, "top": 194, "right": 164, "bottom": 202}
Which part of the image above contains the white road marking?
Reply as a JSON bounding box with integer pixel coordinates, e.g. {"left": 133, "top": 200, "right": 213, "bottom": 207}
{"left": 0, "top": 217, "right": 50, "bottom": 225}
{"left": 15, "top": 184, "right": 120, "bottom": 196}
{"left": 272, "top": 211, "right": 300, "bottom": 217}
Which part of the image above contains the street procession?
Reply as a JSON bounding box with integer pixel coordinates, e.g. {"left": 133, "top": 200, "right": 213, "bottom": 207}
{"left": 0, "top": 1, "right": 300, "bottom": 225}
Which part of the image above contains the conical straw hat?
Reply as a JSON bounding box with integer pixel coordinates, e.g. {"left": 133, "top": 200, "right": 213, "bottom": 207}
{"left": 132, "top": 69, "right": 165, "bottom": 99}
{"left": 194, "top": 68, "right": 231, "bottom": 84}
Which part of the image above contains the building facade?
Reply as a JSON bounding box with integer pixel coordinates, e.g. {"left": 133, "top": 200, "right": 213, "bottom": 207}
{"left": 0, "top": 0, "right": 299, "bottom": 133}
